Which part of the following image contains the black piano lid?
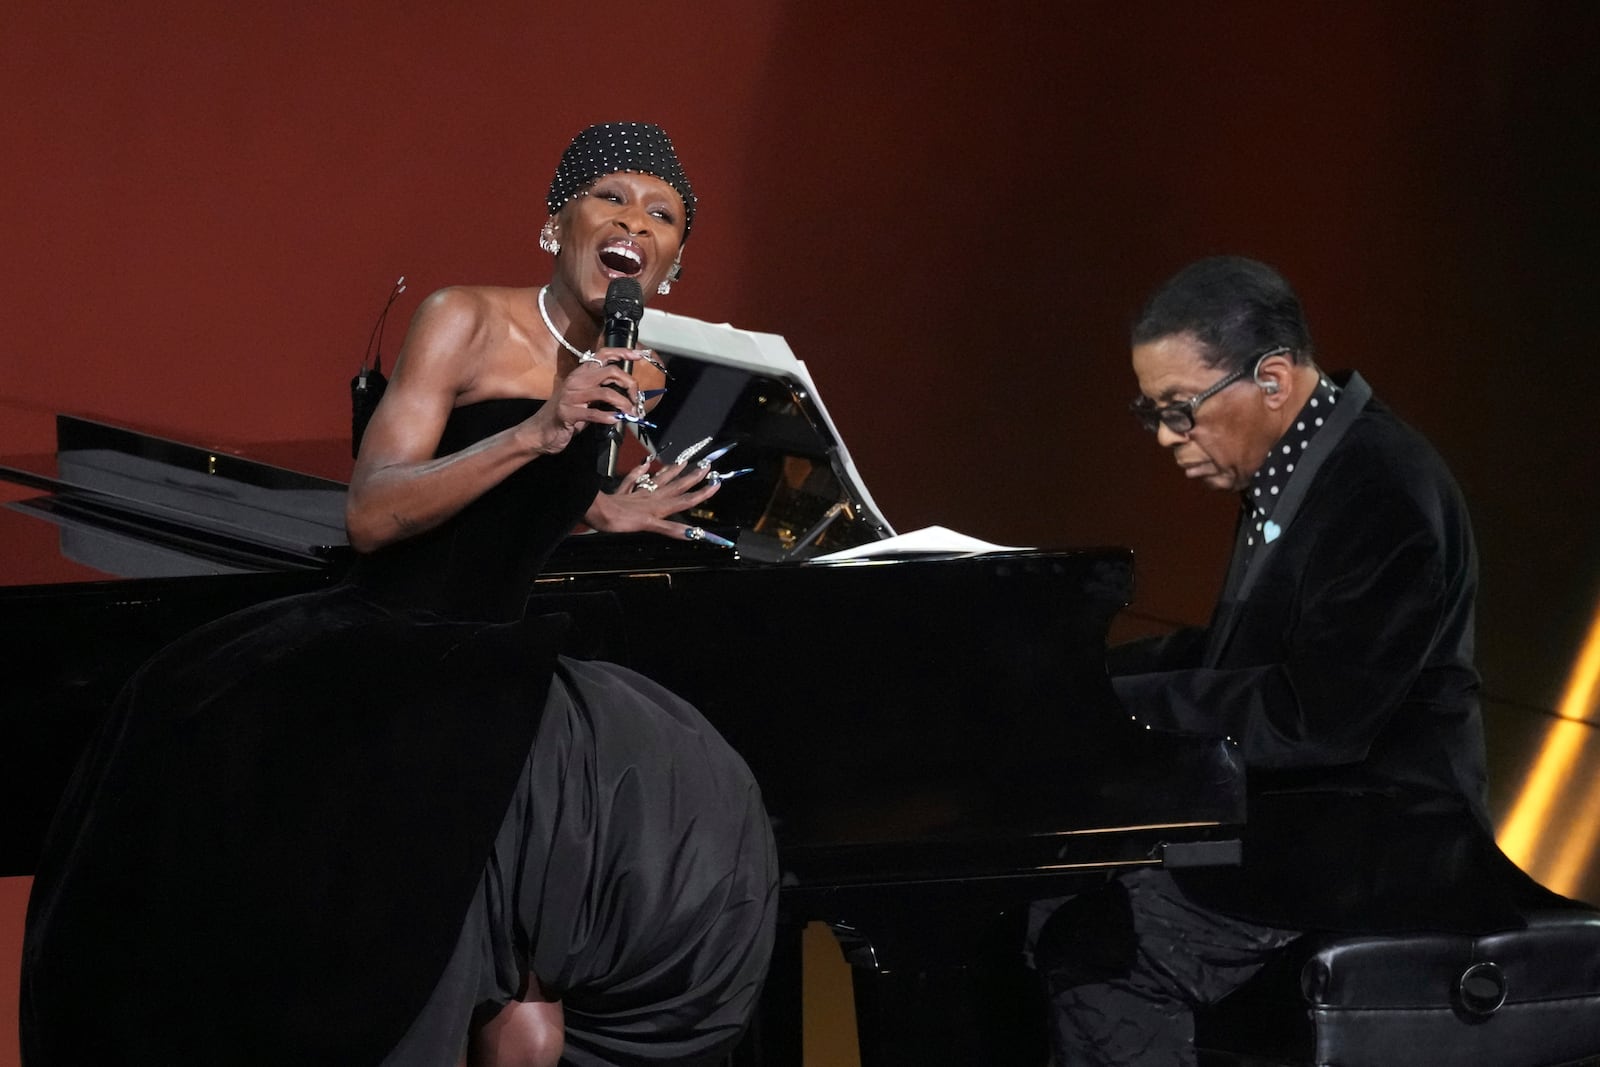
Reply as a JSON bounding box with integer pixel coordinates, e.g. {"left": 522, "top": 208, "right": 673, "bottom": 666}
{"left": 0, "top": 414, "right": 350, "bottom": 583}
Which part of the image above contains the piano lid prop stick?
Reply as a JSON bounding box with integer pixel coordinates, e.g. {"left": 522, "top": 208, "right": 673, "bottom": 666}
{"left": 792, "top": 500, "right": 851, "bottom": 554}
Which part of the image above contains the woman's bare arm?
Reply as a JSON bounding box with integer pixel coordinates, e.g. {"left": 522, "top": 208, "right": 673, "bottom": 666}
{"left": 344, "top": 287, "right": 632, "bottom": 552}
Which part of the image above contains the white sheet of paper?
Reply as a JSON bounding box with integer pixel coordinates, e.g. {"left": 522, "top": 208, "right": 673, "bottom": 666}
{"left": 809, "top": 525, "right": 1029, "bottom": 562}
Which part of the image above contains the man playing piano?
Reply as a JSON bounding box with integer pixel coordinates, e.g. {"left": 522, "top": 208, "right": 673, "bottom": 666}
{"left": 1031, "top": 255, "right": 1557, "bottom": 1066}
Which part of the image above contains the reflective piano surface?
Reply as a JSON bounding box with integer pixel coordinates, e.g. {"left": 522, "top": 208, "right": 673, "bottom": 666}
{"left": 0, "top": 311, "right": 1245, "bottom": 1065}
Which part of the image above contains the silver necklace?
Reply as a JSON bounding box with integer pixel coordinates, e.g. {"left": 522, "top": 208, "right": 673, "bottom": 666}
{"left": 536, "top": 285, "right": 669, "bottom": 375}
{"left": 536, "top": 286, "right": 597, "bottom": 363}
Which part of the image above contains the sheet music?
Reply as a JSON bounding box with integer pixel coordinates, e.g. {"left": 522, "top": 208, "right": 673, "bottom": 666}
{"left": 639, "top": 308, "right": 896, "bottom": 539}
{"left": 809, "top": 525, "right": 1029, "bottom": 562}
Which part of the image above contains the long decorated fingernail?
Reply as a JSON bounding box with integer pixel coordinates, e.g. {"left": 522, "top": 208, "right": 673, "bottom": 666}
{"left": 707, "top": 467, "right": 754, "bottom": 486}
{"left": 613, "top": 411, "right": 657, "bottom": 428}
{"left": 639, "top": 387, "right": 668, "bottom": 401}
{"left": 684, "top": 526, "right": 735, "bottom": 549}
{"left": 695, "top": 442, "right": 737, "bottom": 470}
{"left": 673, "top": 436, "right": 712, "bottom": 465}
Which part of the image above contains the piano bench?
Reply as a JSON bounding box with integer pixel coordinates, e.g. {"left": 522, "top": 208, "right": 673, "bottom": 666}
{"left": 1195, "top": 908, "right": 1600, "bottom": 1067}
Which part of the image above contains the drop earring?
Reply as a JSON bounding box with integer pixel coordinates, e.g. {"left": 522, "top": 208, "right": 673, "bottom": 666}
{"left": 658, "top": 260, "right": 682, "bottom": 296}
{"left": 539, "top": 220, "right": 561, "bottom": 256}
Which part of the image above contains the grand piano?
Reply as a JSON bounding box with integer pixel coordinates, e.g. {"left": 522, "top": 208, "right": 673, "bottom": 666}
{"left": 0, "top": 310, "right": 1246, "bottom": 1064}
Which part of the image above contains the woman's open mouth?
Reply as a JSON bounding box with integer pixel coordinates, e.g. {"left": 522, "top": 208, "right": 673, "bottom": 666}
{"left": 598, "top": 239, "right": 644, "bottom": 277}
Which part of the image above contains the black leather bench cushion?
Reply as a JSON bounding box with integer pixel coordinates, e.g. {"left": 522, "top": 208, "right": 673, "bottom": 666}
{"left": 1199, "top": 909, "right": 1600, "bottom": 1067}
{"left": 1303, "top": 909, "right": 1600, "bottom": 1009}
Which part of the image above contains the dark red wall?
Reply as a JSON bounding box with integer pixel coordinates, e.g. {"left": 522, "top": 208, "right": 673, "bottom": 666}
{"left": 3, "top": 4, "right": 1599, "bottom": 1053}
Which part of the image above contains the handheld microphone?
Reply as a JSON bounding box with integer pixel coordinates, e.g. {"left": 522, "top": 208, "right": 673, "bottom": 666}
{"left": 599, "top": 277, "right": 645, "bottom": 478}
{"left": 603, "top": 276, "right": 644, "bottom": 351}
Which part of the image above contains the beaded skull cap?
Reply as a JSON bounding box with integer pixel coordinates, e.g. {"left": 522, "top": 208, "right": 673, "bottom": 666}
{"left": 546, "top": 122, "right": 696, "bottom": 238}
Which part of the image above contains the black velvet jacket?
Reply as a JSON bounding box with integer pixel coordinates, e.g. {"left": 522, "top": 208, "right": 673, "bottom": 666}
{"left": 1111, "top": 372, "right": 1554, "bottom": 933}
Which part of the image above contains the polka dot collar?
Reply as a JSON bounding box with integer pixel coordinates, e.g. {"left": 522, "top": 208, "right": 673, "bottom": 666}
{"left": 1243, "top": 375, "right": 1342, "bottom": 548}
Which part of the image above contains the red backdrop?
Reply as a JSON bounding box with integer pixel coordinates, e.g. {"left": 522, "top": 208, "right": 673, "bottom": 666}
{"left": 3, "top": 2, "right": 1598, "bottom": 1060}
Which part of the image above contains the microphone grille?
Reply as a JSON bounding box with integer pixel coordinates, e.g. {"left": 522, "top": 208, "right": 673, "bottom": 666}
{"left": 604, "top": 277, "right": 645, "bottom": 322}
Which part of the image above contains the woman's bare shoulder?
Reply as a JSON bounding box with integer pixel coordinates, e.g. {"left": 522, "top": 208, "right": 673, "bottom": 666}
{"left": 427, "top": 284, "right": 534, "bottom": 314}
{"left": 412, "top": 285, "right": 498, "bottom": 331}
{"left": 405, "top": 285, "right": 531, "bottom": 357}
{"left": 385, "top": 287, "right": 499, "bottom": 391}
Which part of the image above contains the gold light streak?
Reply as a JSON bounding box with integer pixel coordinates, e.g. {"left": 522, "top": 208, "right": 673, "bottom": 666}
{"left": 1496, "top": 602, "right": 1600, "bottom": 895}
{"left": 1548, "top": 752, "right": 1600, "bottom": 893}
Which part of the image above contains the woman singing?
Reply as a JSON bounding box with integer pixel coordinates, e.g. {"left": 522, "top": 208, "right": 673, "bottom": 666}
{"left": 23, "top": 122, "right": 778, "bottom": 1067}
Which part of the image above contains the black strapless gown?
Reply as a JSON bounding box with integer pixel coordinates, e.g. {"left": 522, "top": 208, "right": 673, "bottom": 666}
{"left": 21, "top": 400, "right": 779, "bottom": 1066}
